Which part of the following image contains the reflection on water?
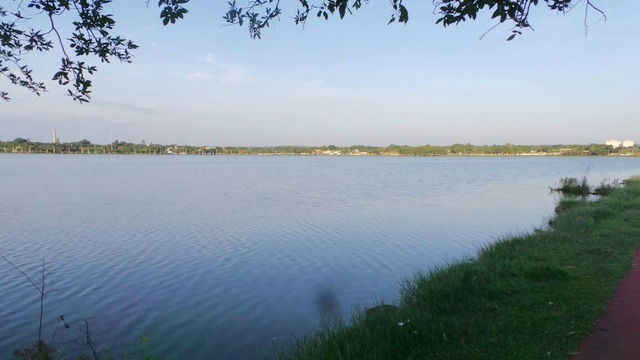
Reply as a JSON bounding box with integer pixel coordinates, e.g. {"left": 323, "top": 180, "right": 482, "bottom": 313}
{"left": 315, "top": 287, "right": 342, "bottom": 322}
{"left": 1, "top": 155, "right": 639, "bottom": 359}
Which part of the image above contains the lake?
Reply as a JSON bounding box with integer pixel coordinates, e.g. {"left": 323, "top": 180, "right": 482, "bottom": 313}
{"left": 1, "top": 155, "right": 639, "bottom": 359}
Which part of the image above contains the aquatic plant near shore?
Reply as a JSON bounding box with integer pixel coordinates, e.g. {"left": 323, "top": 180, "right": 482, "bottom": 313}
{"left": 592, "top": 178, "right": 621, "bottom": 196}
{"left": 551, "top": 176, "right": 591, "bottom": 196}
{"left": 1, "top": 257, "right": 67, "bottom": 360}
{"left": 2, "top": 257, "right": 164, "bottom": 359}
{"left": 551, "top": 177, "right": 621, "bottom": 197}
{"left": 2, "top": 258, "right": 131, "bottom": 360}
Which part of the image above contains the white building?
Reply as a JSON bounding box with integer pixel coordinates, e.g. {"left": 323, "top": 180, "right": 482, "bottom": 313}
{"left": 622, "top": 140, "right": 634, "bottom": 148}
{"left": 606, "top": 140, "right": 622, "bottom": 148}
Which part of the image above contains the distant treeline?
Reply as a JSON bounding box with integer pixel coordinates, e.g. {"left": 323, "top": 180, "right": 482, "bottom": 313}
{"left": 1, "top": 138, "right": 638, "bottom": 156}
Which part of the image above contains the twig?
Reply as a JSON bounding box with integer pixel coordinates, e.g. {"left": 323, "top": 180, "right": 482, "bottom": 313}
{"left": 74, "top": 317, "right": 105, "bottom": 360}
{"left": 1, "top": 256, "right": 40, "bottom": 291}
{"left": 50, "top": 315, "right": 70, "bottom": 345}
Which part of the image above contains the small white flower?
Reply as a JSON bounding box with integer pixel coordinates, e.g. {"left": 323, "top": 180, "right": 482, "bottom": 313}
{"left": 398, "top": 322, "right": 404, "bottom": 327}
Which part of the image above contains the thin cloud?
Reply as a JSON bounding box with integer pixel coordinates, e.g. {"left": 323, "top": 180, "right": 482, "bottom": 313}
{"left": 219, "top": 66, "right": 250, "bottom": 85}
{"left": 185, "top": 71, "right": 215, "bottom": 82}
{"left": 92, "top": 100, "right": 158, "bottom": 116}
{"left": 202, "top": 53, "right": 221, "bottom": 66}
{"left": 189, "top": 53, "right": 252, "bottom": 85}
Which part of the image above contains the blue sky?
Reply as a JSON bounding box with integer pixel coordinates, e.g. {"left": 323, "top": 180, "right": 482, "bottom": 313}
{"left": 2, "top": 1, "right": 639, "bottom": 146}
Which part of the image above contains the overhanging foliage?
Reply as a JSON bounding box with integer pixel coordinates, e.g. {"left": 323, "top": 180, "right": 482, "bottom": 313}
{"left": 1, "top": 0, "right": 603, "bottom": 102}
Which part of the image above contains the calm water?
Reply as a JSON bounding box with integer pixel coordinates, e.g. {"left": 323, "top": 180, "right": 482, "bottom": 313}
{"left": 1, "top": 155, "right": 639, "bottom": 359}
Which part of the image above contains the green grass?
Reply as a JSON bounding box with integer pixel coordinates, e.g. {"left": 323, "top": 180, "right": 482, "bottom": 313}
{"left": 280, "top": 177, "right": 640, "bottom": 360}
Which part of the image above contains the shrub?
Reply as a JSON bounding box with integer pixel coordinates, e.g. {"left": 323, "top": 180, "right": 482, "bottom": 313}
{"left": 592, "top": 178, "right": 621, "bottom": 196}
{"left": 552, "top": 177, "right": 591, "bottom": 196}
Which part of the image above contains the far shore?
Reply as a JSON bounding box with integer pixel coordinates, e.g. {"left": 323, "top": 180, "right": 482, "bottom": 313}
{"left": 2, "top": 139, "right": 638, "bottom": 157}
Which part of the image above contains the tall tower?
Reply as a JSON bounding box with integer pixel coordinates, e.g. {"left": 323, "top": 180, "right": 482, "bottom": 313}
{"left": 52, "top": 129, "right": 58, "bottom": 144}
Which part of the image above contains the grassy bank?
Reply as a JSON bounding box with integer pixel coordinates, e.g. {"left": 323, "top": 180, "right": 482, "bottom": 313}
{"left": 283, "top": 177, "right": 640, "bottom": 360}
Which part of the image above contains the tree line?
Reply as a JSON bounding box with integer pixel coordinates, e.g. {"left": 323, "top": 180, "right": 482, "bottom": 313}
{"left": 1, "top": 138, "right": 637, "bottom": 156}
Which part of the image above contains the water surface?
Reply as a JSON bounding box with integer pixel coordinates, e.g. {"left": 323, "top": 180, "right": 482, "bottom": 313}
{"left": 1, "top": 155, "right": 638, "bottom": 359}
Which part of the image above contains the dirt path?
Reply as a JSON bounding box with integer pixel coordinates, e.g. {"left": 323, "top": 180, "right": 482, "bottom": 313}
{"left": 573, "top": 249, "right": 640, "bottom": 360}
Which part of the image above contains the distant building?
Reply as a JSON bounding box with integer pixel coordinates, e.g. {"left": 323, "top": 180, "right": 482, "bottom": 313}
{"left": 606, "top": 140, "right": 622, "bottom": 148}
{"left": 622, "top": 140, "right": 634, "bottom": 148}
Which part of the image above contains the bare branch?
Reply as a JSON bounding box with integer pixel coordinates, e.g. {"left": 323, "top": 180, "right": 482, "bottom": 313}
{"left": 72, "top": 316, "right": 107, "bottom": 360}
{"left": 584, "top": 0, "right": 606, "bottom": 37}
{"left": 2, "top": 256, "right": 57, "bottom": 343}
{"left": 1, "top": 255, "right": 40, "bottom": 291}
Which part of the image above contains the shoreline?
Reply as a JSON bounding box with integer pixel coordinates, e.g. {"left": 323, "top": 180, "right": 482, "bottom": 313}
{"left": 284, "top": 177, "right": 640, "bottom": 359}
{"left": 1, "top": 152, "right": 639, "bottom": 157}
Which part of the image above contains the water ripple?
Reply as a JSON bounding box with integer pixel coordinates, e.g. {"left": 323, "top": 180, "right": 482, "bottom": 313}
{"left": 2, "top": 155, "right": 639, "bottom": 359}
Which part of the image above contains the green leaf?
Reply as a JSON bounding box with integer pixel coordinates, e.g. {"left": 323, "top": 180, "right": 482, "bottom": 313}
{"left": 339, "top": 1, "right": 347, "bottom": 19}
{"left": 399, "top": 5, "right": 409, "bottom": 23}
